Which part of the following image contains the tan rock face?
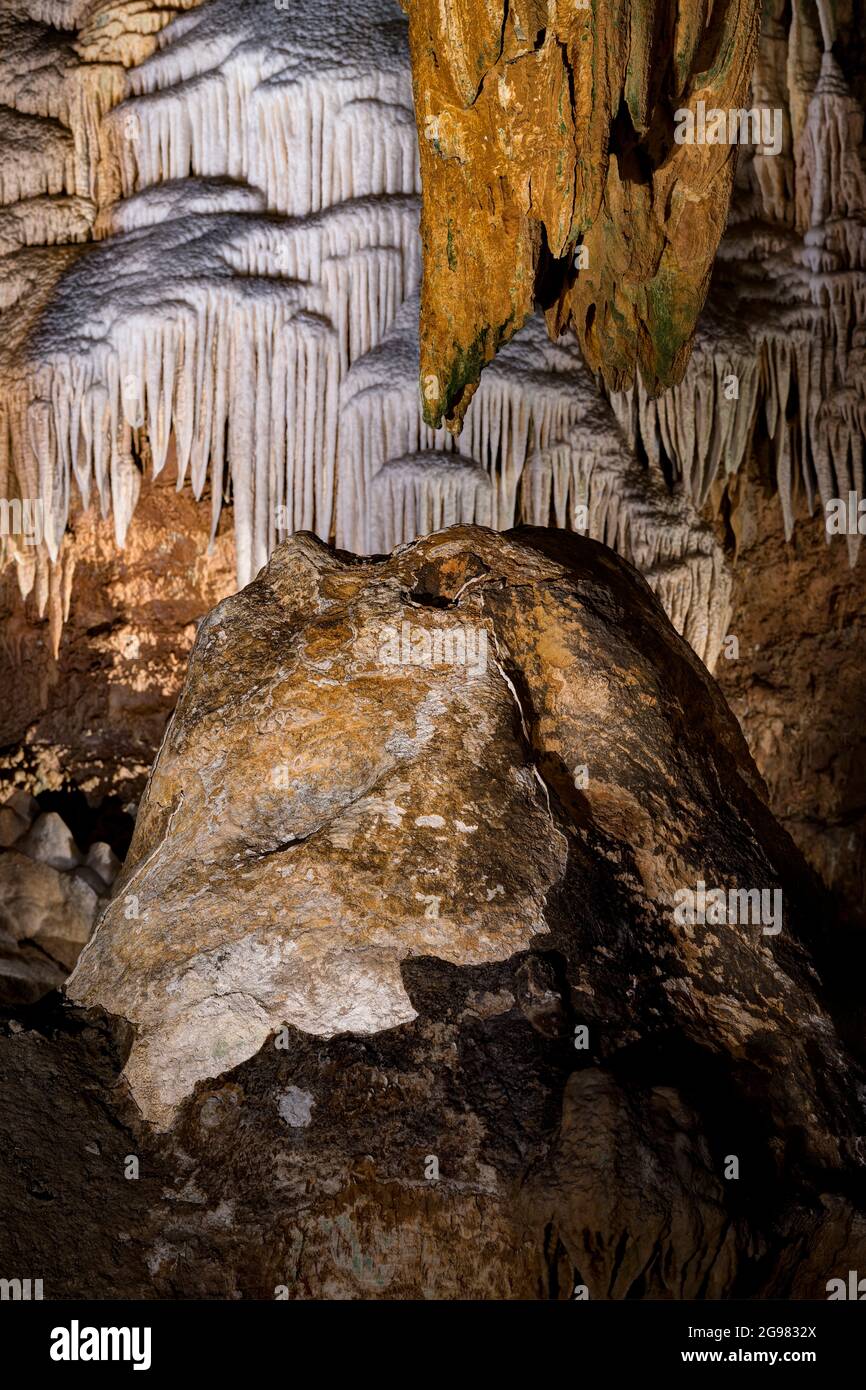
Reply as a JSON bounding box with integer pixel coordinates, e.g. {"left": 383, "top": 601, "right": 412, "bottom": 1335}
{"left": 401, "top": 0, "right": 762, "bottom": 429}
{"left": 69, "top": 530, "right": 574, "bottom": 1125}
{"left": 68, "top": 523, "right": 864, "bottom": 1241}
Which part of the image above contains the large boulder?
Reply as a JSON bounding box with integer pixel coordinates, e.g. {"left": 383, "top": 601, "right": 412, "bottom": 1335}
{"left": 53, "top": 525, "right": 866, "bottom": 1297}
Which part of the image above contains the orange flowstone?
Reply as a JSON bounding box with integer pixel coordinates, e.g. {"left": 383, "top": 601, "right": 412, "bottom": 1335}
{"left": 400, "top": 0, "right": 762, "bottom": 429}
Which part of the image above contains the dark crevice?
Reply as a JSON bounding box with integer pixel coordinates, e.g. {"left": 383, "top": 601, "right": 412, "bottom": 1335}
{"left": 610, "top": 98, "right": 654, "bottom": 188}
{"left": 533, "top": 223, "right": 574, "bottom": 313}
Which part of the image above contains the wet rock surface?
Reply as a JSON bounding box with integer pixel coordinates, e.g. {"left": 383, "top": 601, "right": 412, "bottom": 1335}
{"left": 715, "top": 470, "right": 866, "bottom": 928}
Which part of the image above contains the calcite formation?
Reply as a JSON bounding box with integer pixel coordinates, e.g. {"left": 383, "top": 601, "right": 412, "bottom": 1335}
{"left": 614, "top": 40, "right": 866, "bottom": 567}
{"left": 57, "top": 526, "right": 866, "bottom": 1295}
{"left": 1, "top": 0, "right": 863, "bottom": 666}
{"left": 0, "top": 0, "right": 422, "bottom": 625}
{"left": 341, "top": 294, "right": 731, "bottom": 663}
{"left": 400, "top": 0, "right": 762, "bottom": 428}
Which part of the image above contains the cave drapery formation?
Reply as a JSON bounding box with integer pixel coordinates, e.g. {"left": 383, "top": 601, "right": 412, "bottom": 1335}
{"left": 404, "top": 0, "right": 866, "bottom": 561}
{"left": 0, "top": 0, "right": 863, "bottom": 676}
{"left": 404, "top": 0, "right": 762, "bottom": 423}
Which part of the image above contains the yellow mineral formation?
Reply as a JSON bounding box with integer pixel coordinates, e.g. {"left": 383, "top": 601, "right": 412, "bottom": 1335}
{"left": 401, "top": 0, "right": 762, "bottom": 429}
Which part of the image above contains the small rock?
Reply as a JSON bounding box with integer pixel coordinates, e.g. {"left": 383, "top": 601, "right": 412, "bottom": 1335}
{"left": 0, "top": 806, "right": 28, "bottom": 848}
{"left": 17, "top": 812, "right": 82, "bottom": 872}
{"left": 75, "top": 864, "right": 110, "bottom": 897}
{"left": 3, "top": 790, "right": 39, "bottom": 826}
{"left": 0, "top": 943, "right": 67, "bottom": 1005}
{"left": 278, "top": 1087, "right": 314, "bottom": 1128}
{"left": 0, "top": 853, "right": 71, "bottom": 942}
{"left": 515, "top": 955, "right": 567, "bottom": 1038}
{"left": 64, "top": 873, "right": 101, "bottom": 931}
{"left": 0, "top": 852, "right": 101, "bottom": 997}
{"left": 85, "top": 841, "right": 121, "bottom": 889}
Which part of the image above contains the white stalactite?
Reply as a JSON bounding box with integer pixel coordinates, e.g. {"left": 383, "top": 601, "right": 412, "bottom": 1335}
{"left": 612, "top": 42, "right": 866, "bottom": 566}
{"left": 117, "top": 0, "right": 420, "bottom": 215}
{"left": 1, "top": 0, "right": 863, "bottom": 666}
{"left": 342, "top": 298, "right": 732, "bottom": 668}
{"left": 338, "top": 296, "right": 589, "bottom": 552}
{"left": 370, "top": 453, "right": 493, "bottom": 553}
{"left": 0, "top": 0, "right": 420, "bottom": 628}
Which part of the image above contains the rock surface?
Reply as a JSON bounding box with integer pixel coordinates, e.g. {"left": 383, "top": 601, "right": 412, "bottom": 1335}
{"left": 51, "top": 525, "right": 866, "bottom": 1296}
{"left": 17, "top": 810, "right": 81, "bottom": 871}
{"left": 0, "top": 455, "right": 236, "bottom": 803}
{"left": 0, "top": 800, "right": 108, "bottom": 1003}
{"left": 401, "top": 0, "right": 761, "bottom": 428}
{"left": 715, "top": 463, "right": 866, "bottom": 926}
{"left": 85, "top": 840, "right": 121, "bottom": 891}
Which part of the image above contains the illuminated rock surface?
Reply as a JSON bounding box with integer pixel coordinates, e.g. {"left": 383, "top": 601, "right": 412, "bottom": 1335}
{"left": 401, "top": 0, "right": 762, "bottom": 427}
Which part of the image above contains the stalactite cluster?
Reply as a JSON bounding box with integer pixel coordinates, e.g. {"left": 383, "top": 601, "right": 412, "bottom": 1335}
{"left": 0, "top": 0, "right": 863, "bottom": 679}
{"left": 0, "top": 0, "right": 420, "bottom": 645}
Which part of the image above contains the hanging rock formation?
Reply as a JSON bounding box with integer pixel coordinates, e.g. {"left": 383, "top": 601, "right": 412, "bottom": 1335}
{"left": 400, "top": 0, "right": 762, "bottom": 429}
{"left": 0, "top": 0, "right": 422, "bottom": 626}
{"left": 612, "top": 37, "right": 866, "bottom": 568}
{"left": 51, "top": 525, "right": 866, "bottom": 1294}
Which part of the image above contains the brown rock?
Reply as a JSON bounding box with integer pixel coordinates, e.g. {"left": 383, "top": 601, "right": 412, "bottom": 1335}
{"left": 714, "top": 467, "right": 866, "bottom": 925}
{"left": 0, "top": 847, "right": 102, "bottom": 996}
{"left": 400, "top": 0, "right": 762, "bottom": 429}
{"left": 0, "top": 790, "right": 38, "bottom": 849}
{"left": 56, "top": 525, "right": 866, "bottom": 1297}
{"left": 0, "top": 805, "right": 28, "bottom": 848}
{"left": 4, "top": 790, "right": 38, "bottom": 824}
{"left": 0, "top": 455, "right": 236, "bottom": 805}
